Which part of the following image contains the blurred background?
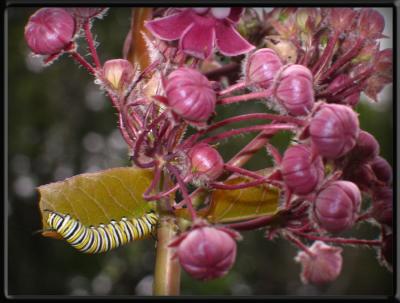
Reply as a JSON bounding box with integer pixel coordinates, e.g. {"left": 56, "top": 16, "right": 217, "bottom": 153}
{"left": 7, "top": 7, "right": 394, "bottom": 296}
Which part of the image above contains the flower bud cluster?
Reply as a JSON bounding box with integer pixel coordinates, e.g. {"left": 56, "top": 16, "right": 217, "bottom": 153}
{"left": 245, "top": 48, "right": 315, "bottom": 116}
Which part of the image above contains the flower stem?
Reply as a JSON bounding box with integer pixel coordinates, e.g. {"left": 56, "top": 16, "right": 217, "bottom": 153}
{"left": 83, "top": 20, "right": 101, "bottom": 69}
{"left": 153, "top": 215, "right": 181, "bottom": 296}
{"left": 217, "top": 89, "right": 273, "bottom": 105}
{"left": 199, "top": 124, "right": 296, "bottom": 145}
{"left": 218, "top": 82, "right": 247, "bottom": 96}
{"left": 69, "top": 51, "right": 97, "bottom": 76}
{"left": 292, "top": 230, "right": 382, "bottom": 246}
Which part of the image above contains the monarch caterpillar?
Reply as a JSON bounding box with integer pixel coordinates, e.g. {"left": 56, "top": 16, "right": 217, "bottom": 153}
{"left": 45, "top": 210, "right": 159, "bottom": 254}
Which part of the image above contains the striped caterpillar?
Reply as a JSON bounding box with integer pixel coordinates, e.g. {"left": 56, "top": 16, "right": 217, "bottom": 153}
{"left": 46, "top": 210, "right": 159, "bottom": 254}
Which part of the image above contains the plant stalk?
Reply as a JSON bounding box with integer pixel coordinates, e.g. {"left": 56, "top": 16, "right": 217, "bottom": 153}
{"left": 153, "top": 215, "right": 181, "bottom": 295}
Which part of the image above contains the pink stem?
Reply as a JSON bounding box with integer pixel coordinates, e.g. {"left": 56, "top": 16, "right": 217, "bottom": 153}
{"left": 224, "top": 164, "right": 265, "bottom": 180}
{"left": 69, "top": 51, "right": 97, "bottom": 76}
{"left": 312, "top": 31, "right": 340, "bottom": 76}
{"left": 285, "top": 233, "right": 315, "bottom": 258}
{"left": 167, "top": 164, "right": 197, "bottom": 221}
{"left": 207, "top": 113, "right": 305, "bottom": 133}
{"left": 218, "top": 82, "right": 247, "bottom": 96}
{"left": 210, "top": 177, "right": 280, "bottom": 190}
{"left": 292, "top": 231, "right": 382, "bottom": 246}
{"left": 143, "top": 164, "right": 162, "bottom": 199}
{"left": 199, "top": 124, "right": 297, "bottom": 145}
{"left": 145, "top": 184, "right": 180, "bottom": 201}
{"left": 227, "top": 130, "right": 273, "bottom": 168}
{"left": 320, "top": 38, "right": 364, "bottom": 82}
{"left": 217, "top": 89, "right": 273, "bottom": 105}
{"left": 83, "top": 20, "right": 101, "bottom": 70}
{"left": 265, "top": 142, "right": 282, "bottom": 164}
{"left": 225, "top": 213, "right": 277, "bottom": 231}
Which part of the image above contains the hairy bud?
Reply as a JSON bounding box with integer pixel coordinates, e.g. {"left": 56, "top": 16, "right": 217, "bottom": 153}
{"left": 295, "top": 241, "right": 343, "bottom": 285}
{"left": 310, "top": 104, "right": 359, "bottom": 159}
{"left": 25, "top": 8, "right": 75, "bottom": 55}
{"left": 102, "top": 59, "right": 135, "bottom": 93}
{"left": 165, "top": 67, "right": 216, "bottom": 123}
{"left": 275, "top": 64, "right": 315, "bottom": 116}
{"left": 245, "top": 48, "right": 283, "bottom": 89}
{"left": 314, "top": 181, "right": 361, "bottom": 233}
{"left": 170, "top": 225, "right": 240, "bottom": 280}
{"left": 350, "top": 130, "right": 380, "bottom": 163}
{"left": 371, "top": 187, "right": 393, "bottom": 227}
{"left": 189, "top": 143, "right": 224, "bottom": 184}
{"left": 370, "top": 156, "right": 392, "bottom": 185}
{"left": 281, "top": 144, "right": 324, "bottom": 195}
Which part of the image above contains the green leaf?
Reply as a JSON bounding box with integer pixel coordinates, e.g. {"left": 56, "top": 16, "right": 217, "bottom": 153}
{"left": 38, "top": 167, "right": 155, "bottom": 237}
{"left": 205, "top": 176, "right": 280, "bottom": 223}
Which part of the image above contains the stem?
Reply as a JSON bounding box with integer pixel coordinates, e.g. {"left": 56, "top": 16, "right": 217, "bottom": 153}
{"left": 69, "top": 51, "right": 97, "bottom": 76}
{"left": 225, "top": 213, "right": 277, "bottom": 231}
{"left": 218, "top": 82, "right": 247, "bottom": 96}
{"left": 207, "top": 113, "right": 305, "bottom": 133}
{"left": 312, "top": 31, "right": 340, "bottom": 77}
{"left": 227, "top": 130, "right": 274, "bottom": 168}
{"left": 167, "top": 164, "right": 197, "bottom": 221}
{"left": 319, "top": 38, "right": 364, "bottom": 82}
{"left": 217, "top": 89, "right": 273, "bottom": 105}
{"left": 285, "top": 233, "right": 315, "bottom": 258}
{"left": 199, "top": 124, "right": 296, "bottom": 145}
{"left": 83, "top": 20, "right": 101, "bottom": 70}
{"left": 153, "top": 215, "right": 181, "bottom": 296}
{"left": 292, "top": 231, "right": 382, "bottom": 246}
{"left": 211, "top": 177, "right": 277, "bottom": 190}
{"left": 224, "top": 164, "right": 265, "bottom": 180}
{"left": 204, "top": 62, "right": 240, "bottom": 80}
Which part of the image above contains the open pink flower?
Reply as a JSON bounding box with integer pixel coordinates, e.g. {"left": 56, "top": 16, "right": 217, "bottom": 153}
{"left": 145, "top": 8, "right": 255, "bottom": 59}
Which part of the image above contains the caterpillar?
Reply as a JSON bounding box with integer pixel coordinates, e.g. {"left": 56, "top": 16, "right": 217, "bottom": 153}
{"left": 46, "top": 210, "right": 159, "bottom": 254}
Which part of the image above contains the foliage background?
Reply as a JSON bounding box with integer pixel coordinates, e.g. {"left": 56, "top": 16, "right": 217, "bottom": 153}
{"left": 7, "top": 7, "right": 394, "bottom": 296}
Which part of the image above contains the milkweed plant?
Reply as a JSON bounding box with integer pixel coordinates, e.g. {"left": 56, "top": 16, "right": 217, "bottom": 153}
{"left": 24, "top": 7, "right": 393, "bottom": 294}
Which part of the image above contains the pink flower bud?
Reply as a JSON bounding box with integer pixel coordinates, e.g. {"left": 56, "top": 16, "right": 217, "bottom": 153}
{"left": 68, "top": 7, "right": 107, "bottom": 19}
{"left": 165, "top": 67, "right": 216, "bottom": 123}
{"left": 171, "top": 226, "right": 240, "bottom": 280}
{"left": 343, "top": 163, "right": 374, "bottom": 192}
{"left": 314, "top": 181, "right": 361, "bottom": 233}
{"left": 310, "top": 104, "right": 360, "bottom": 159}
{"left": 24, "top": 8, "right": 76, "bottom": 55}
{"left": 371, "top": 187, "right": 393, "bottom": 227}
{"left": 102, "top": 59, "right": 135, "bottom": 92}
{"left": 370, "top": 156, "right": 392, "bottom": 185}
{"left": 350, "top": 130, "right": 380, "bottom": 163}
{"left": 245, "top": 48, "right": 283, "bottom": 89}
{"left": 189, "top": 143, "right": 224, "bottom": 183}
{"left": 295, "top": 241, "right": 343, "bottom": 285}
{"left": 275, "top": 64, "right": 315, "bottom": 116}
{"left": 281, "top": 144, "right": 324, "bottom": 195}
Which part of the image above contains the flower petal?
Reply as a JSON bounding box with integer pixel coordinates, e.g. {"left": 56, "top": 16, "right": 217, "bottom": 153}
{"left": 215, "top": 22, "right": 255, "bottom": 56}
{"left": 227, "top": 8, "right": 244, "bottom": 23}
{"left": 145, "top": 11, "right": 193, "bottom": 41}
{"left": 179, "top": 23, "right": 215, "bottom": 59}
